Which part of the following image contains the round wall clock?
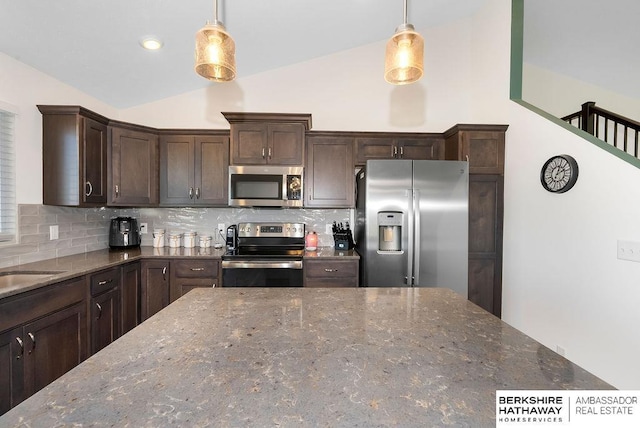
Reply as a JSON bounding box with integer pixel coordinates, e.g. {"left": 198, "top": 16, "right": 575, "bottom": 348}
{"left": 540, "top": 154, "right": 578, "bottom": 193}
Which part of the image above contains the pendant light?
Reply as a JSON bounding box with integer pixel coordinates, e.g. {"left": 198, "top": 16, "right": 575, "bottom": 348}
{"left": 195, "top": 0, "right": 236, "bottom": 82}
{"left": 384, "top": 0, "right": 424, "bottom": 85}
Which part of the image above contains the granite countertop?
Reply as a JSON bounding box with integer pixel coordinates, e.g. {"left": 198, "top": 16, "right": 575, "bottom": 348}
{"left": 0, "top": 246, "right": 359, "bottom": 300}
{"left": 0, "top": 287, "right": 612, "bottom": 427}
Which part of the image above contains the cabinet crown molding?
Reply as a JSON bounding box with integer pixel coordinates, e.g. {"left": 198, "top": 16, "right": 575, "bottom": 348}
{"left": 222, "top": 112, "right": 312, "bottom": 130}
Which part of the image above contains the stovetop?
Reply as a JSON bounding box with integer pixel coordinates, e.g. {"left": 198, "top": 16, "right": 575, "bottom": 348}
{"left": 224, "top": 221, "right": 306, "bottom": 260}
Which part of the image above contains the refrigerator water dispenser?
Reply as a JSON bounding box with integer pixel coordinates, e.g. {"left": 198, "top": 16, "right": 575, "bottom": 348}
{"left": 377, "top": 212, "right": 402, "bottom": 252}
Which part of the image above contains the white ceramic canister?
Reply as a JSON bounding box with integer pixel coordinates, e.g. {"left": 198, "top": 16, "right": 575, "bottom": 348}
{"left": 183, "top": 231, "right": 196, "bottom": 248}
{"left": 199, "top": 235, "right": 212, "bottom": 248}
{"left": 168, "top": 231, "right": 182, "bottom": 248}
{"left": 153, "top": 228, "right": 165, "bottom": 248}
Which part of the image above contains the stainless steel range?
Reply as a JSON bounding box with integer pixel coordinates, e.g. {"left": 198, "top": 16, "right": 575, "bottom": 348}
{"left": 221, "top": 222, "right": 305, "bottom": 287}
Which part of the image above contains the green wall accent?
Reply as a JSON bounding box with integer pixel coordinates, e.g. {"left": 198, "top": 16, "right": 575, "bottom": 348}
{"left": 509, "top": 0, "right": 640, "bottom": 169}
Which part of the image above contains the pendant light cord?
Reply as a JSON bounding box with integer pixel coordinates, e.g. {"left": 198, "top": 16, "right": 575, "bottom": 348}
{"left": 403, "top": 0, "right": 408, "bottom": 25}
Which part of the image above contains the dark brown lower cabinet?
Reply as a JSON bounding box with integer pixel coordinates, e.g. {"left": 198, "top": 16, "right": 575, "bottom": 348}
{"left": 468, "top": 174, "right": 503, "bottom": 317}
{"left": 0, "top": 277, "right": 87, "bottom": 415}
{"left": 121, "top": 262, "right": 141, "bottom": 335}
{"left": 89, "top": 268, "right": 122, "bottom": 355}
{"left": 141, "top": 259, "right": 170, "bottom": 321}
{"left": 170, "top": 259, "right": 220, "bottom": 302}
{"left": 303, "top": 259, "right": 359, "bottom": 287}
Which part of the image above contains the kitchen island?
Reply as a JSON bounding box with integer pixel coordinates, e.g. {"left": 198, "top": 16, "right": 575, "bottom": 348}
{"left": 0, "top": 287, "right": 611, "bottom": 426}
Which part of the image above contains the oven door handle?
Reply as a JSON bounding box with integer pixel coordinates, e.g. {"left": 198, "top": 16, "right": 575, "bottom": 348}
{"left": 221, "top": 260, "right": 303, "bottom": 269}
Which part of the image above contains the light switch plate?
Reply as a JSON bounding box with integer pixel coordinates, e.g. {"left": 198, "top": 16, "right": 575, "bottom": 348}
{"left": 49, "top": 225, "right": 58, "bottom": 240}
{"left": 617, "top": 240, "right": 640, "bottom": 263}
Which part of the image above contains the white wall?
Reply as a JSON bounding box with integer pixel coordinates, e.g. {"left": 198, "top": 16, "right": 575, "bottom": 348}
{"left": 0, "top": 52, "right": 118, "bottom": 205}
{"left": 120, "top": 18, "right": 475, "bottom": 132}
{"left": 523, "top": 62, "right": 640, "bottom": 120}
{"left": 1, "top": 0, "right": 639, "bottom": 389}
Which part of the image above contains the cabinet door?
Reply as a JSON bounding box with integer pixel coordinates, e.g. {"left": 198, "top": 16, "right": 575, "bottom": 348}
{"left": 194, "top": 136, "right": 229, "bottom": 205}
{"left": 160, "top": 135, "right": 195, "bottom": 205}
{"left": 267, "top": 123, "right": 304, "bottom": 165}
{"left": 170, "top": 259, "right": 219, "bottom": 302}
{"left": 121, "top": 262, "right": 141, "bottom": 335}
{"left": 354, "top": 137, "right": 395, "bottom": 164}
{"left": 305, "top": 136, "right": 355, "bottom": 208}
{"left": 82, "top": 117, "right": 108, "bottom": 205}
{"left": 397, "top": 138, "right": 442, "bottom": 160}
{"left": 90, "top": 288, "right": 121, "bottom": 355}
{"left": 109, "top": 126, "right": 159, "bottom": 206}
{"left": 231, "top": 123, "right": 268, "bottom": 165}
{"left": 0, "top": 327, "right": 24, "bottom": 415}
{"left": 468, "top": 174, "right": 503, "bottom": 316}
{"left": 141, "top": 260, "right": 170, "bottom": 321}
{"left": 21, "top": 302, "right": 87, "bottom": 400}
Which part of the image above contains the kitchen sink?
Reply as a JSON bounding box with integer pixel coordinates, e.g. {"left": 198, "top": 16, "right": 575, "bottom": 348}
{"left": 0, "top": 271, "right": 64, "bottom": 288}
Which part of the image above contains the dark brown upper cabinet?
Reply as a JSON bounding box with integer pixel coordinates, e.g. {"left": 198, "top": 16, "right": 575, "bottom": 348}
{"left": 305, "top": 135, "right": 355, "bottom": 208}
{"left": 159, "top": 132, "right": 229, "bottom": 206}
{"left": 354, "top": 134, "right": 443, "bottom": 166}
{"left": 223, "top": 112, "right": 311, "bottom": 166}
{"left": 39, "top": 105, "right": 109, "bottom": 206}
{"left": 108, "top": 122, "right": 159, "bottom": 206}
{"left": 444, "top": 125, "right": 508, "bottom": 174}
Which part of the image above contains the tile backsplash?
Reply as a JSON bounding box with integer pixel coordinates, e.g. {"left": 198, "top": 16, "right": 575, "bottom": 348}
{"left": 0, "top": 204, "right": 352, "bottom": 268}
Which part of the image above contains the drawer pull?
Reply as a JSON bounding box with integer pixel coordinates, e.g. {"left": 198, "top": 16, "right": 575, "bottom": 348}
{"left": 28, "top": 333, "right": 35, "bottom": 353}
{"left": 98, "top": 279, "right": 113, "bottom": 286}
{"left": 324, "top": 268, "right": 338, "bottom": 272}
{"left": 15, "top": 337, "right": 24, "bottom": 359}
{"left": 190, "top": 267, "right": 205, "bottom": 271}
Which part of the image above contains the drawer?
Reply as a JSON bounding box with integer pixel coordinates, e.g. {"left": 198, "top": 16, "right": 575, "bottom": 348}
{"left": 304, "top": 260, "right": 358, "bottom": 278}
{"left": 305, "top": 277, "right": 358, "bottom": 288}
{"left": 0, "top": 276, "right": 86, "bottom": 333}
{"left": 90, "top": 267, "right": 121, "bottom": 296}
{"left": 172, "top": 260, "right": 219, "bottom": 279}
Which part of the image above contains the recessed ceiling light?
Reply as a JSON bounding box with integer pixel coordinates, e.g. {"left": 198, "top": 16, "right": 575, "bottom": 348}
{"left": 140, "top": 37, "right": 163, "bottom": 50}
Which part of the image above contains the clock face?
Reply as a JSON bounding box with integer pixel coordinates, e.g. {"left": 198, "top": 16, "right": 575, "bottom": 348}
{"left": 540, "top": 155, "right": 578, "bottom": 193}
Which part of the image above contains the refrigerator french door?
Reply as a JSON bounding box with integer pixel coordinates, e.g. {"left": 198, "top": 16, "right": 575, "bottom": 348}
{"left": 355, "top": 160, "right": 469, "bottom": 296}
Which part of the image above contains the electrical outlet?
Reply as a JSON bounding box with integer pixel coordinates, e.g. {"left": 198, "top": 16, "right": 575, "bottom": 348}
{"left": 218, "top": 223, "right": 225, "bottom": 233}
{"left": 326, "top": 224, "right": 333, "bottom": 235}
{"left": 139, "top": 223, "right": 148, "bottom": 234}
{"left": 617, "top": 240, "right": 640, "bottom": 262}
{"left": 49, "top": 225, "right": 58, "bottom": 240}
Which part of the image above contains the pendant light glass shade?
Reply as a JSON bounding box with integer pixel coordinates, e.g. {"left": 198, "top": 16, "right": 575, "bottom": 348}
{"left": 384, "top": 0, "right": 424, "bottom": 85}
{"left": 194, "top": 1, "right": 236, "bottom": 82}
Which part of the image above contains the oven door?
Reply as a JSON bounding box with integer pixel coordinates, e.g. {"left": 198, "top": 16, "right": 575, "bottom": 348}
{"left": 221, "top": 259, "right": 303, "bottom": 287}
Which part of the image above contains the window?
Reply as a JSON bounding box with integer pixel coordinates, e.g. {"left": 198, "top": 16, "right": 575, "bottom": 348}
{"left": 0, "top": 107, "right": 16, "bottom": 243}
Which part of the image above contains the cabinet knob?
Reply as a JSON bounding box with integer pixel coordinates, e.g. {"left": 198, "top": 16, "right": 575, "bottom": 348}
{"left": 189, "top": 187, "right": 194, "bottom": 199}
{"left": 162, "top": 266, "right": 167, "bottom": 280}
{"left": 85, "top": 181, "right": 93, "bottom": 197}
{"left": 96, "top": 303, "right": 103, "bottom": 320}
{"left": 190, "top": 267, "right": 205, "bottom": 271}
{"left": 268, "top": 147, "right": 272, "bottom": 158}
{"left": 262, "top": 148, "right": 266, "bottom": 158}
{"left": 115, "top": 184, "right": 120, "bottom": 198}
{"left": 195, "top": 187, "right": 201, "bottom": 199}
{"left": 399, "top": 146, "right": 404, "bottom": 157}
{"left": 324, "top": 268, "right": 337, "bottom": 272}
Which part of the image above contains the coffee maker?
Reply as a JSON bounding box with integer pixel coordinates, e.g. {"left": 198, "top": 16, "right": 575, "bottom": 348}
{"left": 109, "top": 217, "right": 141, "bottom": 248}
{"left": 226, "top": 225, "right": 238, "bottom": 250}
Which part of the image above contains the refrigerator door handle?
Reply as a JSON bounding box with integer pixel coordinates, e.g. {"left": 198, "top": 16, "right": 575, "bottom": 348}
{"left": 406, "top": 189, "right": 415, "bottom": 286}
{"left": 413, "top": 189, "right": 421, "bottom": 286}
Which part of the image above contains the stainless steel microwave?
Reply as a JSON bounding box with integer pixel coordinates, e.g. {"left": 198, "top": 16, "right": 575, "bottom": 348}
{"left": 228, "top": 165, "right": 303, "bottom": 207}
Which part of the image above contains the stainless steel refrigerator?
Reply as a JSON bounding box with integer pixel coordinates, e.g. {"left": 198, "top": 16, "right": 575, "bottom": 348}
{"left": 355, "top": 160, "right": 468, "bottom": 296}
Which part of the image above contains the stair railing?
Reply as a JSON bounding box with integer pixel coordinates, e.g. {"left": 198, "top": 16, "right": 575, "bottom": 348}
{"left": 562, "top": 101, "right": 640, "bottom": 159}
